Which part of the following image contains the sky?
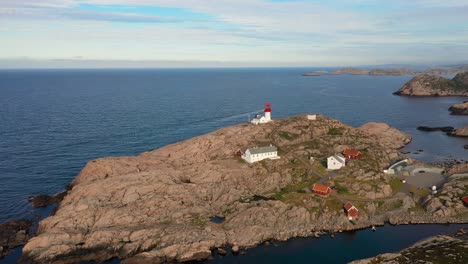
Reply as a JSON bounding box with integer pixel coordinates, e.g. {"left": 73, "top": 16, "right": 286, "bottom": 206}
{"left": 1, "top": 0, "right": 468, "bottom": 68}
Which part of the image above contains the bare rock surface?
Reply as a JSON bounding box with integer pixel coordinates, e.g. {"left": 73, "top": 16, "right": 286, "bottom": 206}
{"left": 0, "top": 220, "right": 32, "bottom": 258}
{"left": 448, "top": 126, "right": 468, "bottom": 137}
{"left": 394, "top": 72, "right": 468, "bottom": 96}
{"left": 449, "top": 101, "right": 468, "bottom": 115}
{"left": 20, "top": 115, "right": 460, "bottom": 264}
{"left": 357, "top": 122, "right": 411, "bottom": 149}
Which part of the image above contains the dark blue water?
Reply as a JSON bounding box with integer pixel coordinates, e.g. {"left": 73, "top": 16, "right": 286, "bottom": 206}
{"left": 0, "top": 68, "right": 466, "bottom": 263}
{"left": 208, "top": 224, "right": 467, "bottom": 264}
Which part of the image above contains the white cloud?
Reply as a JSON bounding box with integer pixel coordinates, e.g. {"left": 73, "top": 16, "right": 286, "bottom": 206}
{"left": 0, "top": 0, "right": 467, "bottom": 66}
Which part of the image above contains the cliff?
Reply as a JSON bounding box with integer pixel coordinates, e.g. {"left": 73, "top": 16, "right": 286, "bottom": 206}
{"left": 394, "top": 72, "right": 468, "bottom": 96}
{"left": 20, "top": 115, "right": 466, "bottom": 263}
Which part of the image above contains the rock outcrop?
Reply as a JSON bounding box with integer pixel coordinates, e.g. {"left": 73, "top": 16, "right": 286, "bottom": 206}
{"left": 449, "top": 101, "right": 468, "bottom": 115}
{"left": 394, "top": 72, "right": 468, "bottom": 96}
{"left": 0, "top": 220, "right": 32, "bottom": 258}
{"left": 422, "top": 174, "right": 468, "bottom": 218}
{"left": 350, "top": 232, "right": 468, "bottom": 264}
{"left": 357, "top": 122, "right": 411, "bottom": 149}
{"left": 29, "top": 191, "right": 67, "bottom": 208}
{"left": 448, "top": 126, "right": 468, "bottom": 137}
{"left": 20, "top": 115, "right": 460, "bottom": 264}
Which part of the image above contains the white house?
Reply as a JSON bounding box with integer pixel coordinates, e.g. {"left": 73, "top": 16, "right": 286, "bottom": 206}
{"left": 307, "top": 114, "right": 317, "bottom": 120}
{"left": 241, "top": 145, "right": 279, "bottom": 163}
{"left": 327, "top": 154, "right": 346, "bottom": 170}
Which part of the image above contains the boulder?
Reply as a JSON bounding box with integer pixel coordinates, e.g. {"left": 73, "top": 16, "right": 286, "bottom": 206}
{"left": 0, "top": 219, "right": 32, "bottom": 257}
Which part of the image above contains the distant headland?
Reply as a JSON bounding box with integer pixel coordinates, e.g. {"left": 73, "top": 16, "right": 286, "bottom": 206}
{"left": 303, "top": 65, "right": 468, "bottom": 77}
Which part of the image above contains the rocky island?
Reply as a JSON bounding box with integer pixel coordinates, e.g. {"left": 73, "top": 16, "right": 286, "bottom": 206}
{"left": 20, "top": 115, "right": 468, "bottom": 263}
{"left": 302, "top": 65, "right": 468, "bottom": 77}
{"left": 449, "top": 101, "right": 468, "bottom": 115}
{"left": 393, "top": 72, "right": 468, "bottom": 96}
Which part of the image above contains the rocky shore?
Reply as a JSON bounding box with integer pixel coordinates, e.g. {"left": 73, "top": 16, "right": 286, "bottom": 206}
{"left": 350, "top": 229, "right": 468, "bottom": 264}
{"left": 0, "top": 220, "right": 32, "bottom": 258}
{"left": 449, "top": 101, "right": 468, "bottom": 115}
{"left": 448, "top": 126, "right": 468, "bottom": 138}
{"left": 393, "top": 72, "right": 468, "bottom": 96}
{"left": 18, "top": 115, "right": 468, "bottom": 263}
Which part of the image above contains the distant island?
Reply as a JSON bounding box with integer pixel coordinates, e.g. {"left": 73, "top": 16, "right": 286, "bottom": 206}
{"left": 303, "top": 65, "right": 468, "bottom": 77}
{"left": 393, "top": 72, "right": 468, "bottom": 96}
{"left": 21, "top": 114, "right": 468, "bottom": 263}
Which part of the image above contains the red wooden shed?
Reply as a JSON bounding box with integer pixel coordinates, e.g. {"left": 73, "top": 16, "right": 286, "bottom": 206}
{"left": 312, "top": 184, "right": 331, "bottom": 197}
{"left": 343, "top": 149, "right": 362, "bottom": 160}
{"left": 344, "top": 202, "right": 359, "bottom": 220}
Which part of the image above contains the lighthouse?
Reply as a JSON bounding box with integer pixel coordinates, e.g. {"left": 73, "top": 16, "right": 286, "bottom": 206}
{"left": 264, "top": 102, "right": 272, "bottom": 122}
{"left": 250, "top": 102, "right": 272, "bottom": 125}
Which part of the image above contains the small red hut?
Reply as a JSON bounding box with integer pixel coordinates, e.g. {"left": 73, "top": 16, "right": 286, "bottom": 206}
{"left": 312, "top": 184, "right": 331, "bottom": 197}
{"left": 343, "top": 149, "right": 362, "bottom": 160}
{"left": 463, "top": 196, "right": 468, "bottom": 207}
{"left": 344, "top": 202, "right": 359, "bottom": 220}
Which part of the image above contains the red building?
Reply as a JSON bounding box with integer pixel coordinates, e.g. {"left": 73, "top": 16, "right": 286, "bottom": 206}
{"left": 343, "top": 149, "right": 362, "bottom": 160}
{"left": 344, "top": 202, "right": 359, "bottom": 220}
{"left": 463, "top": 196, "right": 468, "bottom": 207}
{"left": 312, "top": 184, "right": 331, "bottom": 197}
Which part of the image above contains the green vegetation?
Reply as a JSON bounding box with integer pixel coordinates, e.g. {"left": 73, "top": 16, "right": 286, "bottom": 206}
{"left": 334, "top": 181, "right": 350, "bottom": 194}
{"left": 390, "top": 177, "right": 403, "bottom": 194}
{"left": 324, "top": 197, "right": 344, "bottom": 212}
{"left": 272, "top": 181, "right": 311, "bottom": 201}
{"left": 327, "top": 127, "right": 343, "bottom": 136}
{"left": 312, "top": 161, "right": 328, "bottom": 176}
{"left": 190, "top": 215, "right": 207, "bottom": 226}
{"left": 408, "top": 186, "right": 430, "bottom": 198}
{"left": 278, "top": 131, "right": 298, "bottom": 140}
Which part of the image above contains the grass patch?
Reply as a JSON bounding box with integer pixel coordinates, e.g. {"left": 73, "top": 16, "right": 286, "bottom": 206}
{"left": 334, "top": 181, "right": 350, "bottom": 195}
{"left": 272, "top": 181, "right": 311, "bottom": 201}
{"left": 278, "top": 131, "right": 298, "bottom": 140}
{"left": 311, "top": 161, "right": 328, "bottom": 176}
{"left": 324, "top": 197, "right": 344, "bottom": 213}
{"left": 327, "top": 127, "right": 343, "bottom": 136}
{"left": 390, "top": 177, "right": 403, "bottom": 194}
{"left": 190, "top": 215, "right": 207, "bottom": 226}
{"left": 408, "top": 186, "right": 430, "bottom": 198}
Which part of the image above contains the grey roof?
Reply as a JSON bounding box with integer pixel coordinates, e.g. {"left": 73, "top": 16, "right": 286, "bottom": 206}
{"left": 247, "top": 145, "right": 277, "bottom": 154}
{"left": 332, "top": 153, "right": 346, "bottom": 163}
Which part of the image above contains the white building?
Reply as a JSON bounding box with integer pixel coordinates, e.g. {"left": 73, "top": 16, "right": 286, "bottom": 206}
{"left": 241, "top": 145, "right": 279, "bottom": 163}
{"left": 251, "top": 103, "right": 272, "bottom": 125}
{"left": 307, "top": 114, "right": 317, "bottom": 120}
{"left": 327, "top": 154, "right": 346, "bottom": 170}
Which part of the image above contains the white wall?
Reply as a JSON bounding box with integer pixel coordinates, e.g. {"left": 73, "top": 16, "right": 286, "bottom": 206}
{"left": 243, "top": 151, "right": 278, "bottom": 163}
{"left": 327, "top": 157, "right": 344, "bottom": 170}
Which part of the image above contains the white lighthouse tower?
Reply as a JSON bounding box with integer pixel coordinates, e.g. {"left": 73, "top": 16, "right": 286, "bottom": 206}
{"left": 264, "top": 102, "right": 272, "bottom": 122}
{"left": 250, "top": 102, "right": 272, "bottom": 125}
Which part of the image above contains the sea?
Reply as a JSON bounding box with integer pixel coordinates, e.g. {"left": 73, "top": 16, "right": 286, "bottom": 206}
{"left": 0, "top": 68, "right": 467, "bottom": 263}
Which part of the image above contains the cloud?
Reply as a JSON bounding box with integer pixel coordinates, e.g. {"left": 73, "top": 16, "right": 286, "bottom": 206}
{"left": 0, "top": 0, "right": 467, "bottom": 66}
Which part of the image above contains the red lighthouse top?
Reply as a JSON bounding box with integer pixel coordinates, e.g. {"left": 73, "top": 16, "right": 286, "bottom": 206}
{"left": 264, "top": 102, "right": 272, "bottom": 112}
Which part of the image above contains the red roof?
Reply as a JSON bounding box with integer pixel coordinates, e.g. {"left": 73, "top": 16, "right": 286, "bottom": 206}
{"left": 343, "top": 149, "right": 361, "bottom": 156}
{"left": 344, "top": 202, "right": 355, "bottom": 211}
{"left": 312, "top": 184, "right": 330, "bottom": 193}
{"left": 463, "top": 196, "right": 468, "bottom": 205}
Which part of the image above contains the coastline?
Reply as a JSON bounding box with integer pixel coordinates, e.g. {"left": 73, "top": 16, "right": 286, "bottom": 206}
{"left": 17, "top": 114, "right": 467, "bottom": 263}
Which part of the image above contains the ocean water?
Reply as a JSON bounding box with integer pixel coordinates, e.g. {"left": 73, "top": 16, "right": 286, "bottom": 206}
{"left": 0, "top": 68, "right": 466, "bottom": 263}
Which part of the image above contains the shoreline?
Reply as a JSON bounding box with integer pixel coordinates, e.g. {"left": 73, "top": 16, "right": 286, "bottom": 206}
{"left": 17, "top": 114, "right": 468, "bottom": 263}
